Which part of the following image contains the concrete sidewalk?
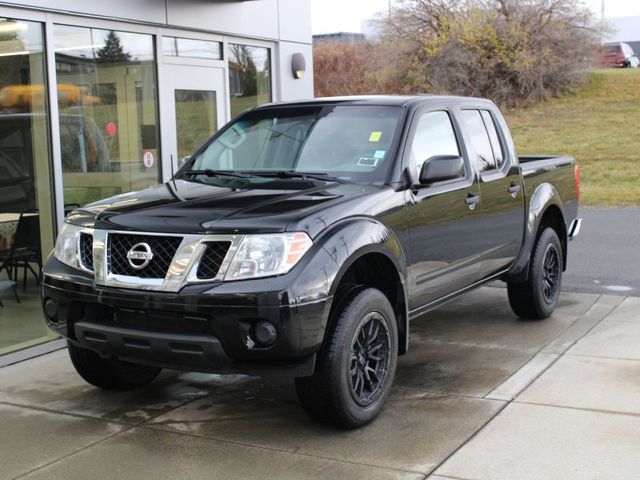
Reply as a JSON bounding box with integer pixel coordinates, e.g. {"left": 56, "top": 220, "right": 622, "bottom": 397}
{"left": 431, "top": 295, "right": 640, "bottom": 480}
{"left": 0, "top": 288, "right": 637, "bottom": 479}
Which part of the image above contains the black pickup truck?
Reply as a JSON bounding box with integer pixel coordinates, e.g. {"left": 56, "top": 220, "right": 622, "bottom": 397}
{"left": 42, "top": 96, "right": 581, "bottom": 428}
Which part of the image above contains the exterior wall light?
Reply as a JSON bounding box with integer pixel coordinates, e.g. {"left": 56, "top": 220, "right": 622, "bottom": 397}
{"left": 291, "top": 52, "right": 306, "bottom": 79}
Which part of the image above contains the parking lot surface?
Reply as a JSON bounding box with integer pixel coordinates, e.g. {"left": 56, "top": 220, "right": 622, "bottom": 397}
{"left": 1, "top": 287, "right": 638, "bottom": 479}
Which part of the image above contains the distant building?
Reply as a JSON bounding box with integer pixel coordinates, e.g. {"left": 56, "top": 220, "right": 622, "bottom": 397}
{"left": 313, "top": 32, "right": 366, "bottom": 45}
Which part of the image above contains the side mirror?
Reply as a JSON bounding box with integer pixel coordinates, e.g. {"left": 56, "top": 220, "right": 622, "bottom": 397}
{"left": 419, "top": 155, "right": 465, "bottom": 185}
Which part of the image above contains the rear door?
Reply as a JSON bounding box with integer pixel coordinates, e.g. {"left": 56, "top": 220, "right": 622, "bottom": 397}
{"left": 458, "top": 108, "right": 525, "bottom": 277}
{"left": 405, "top": 107, "right": 485, "bottom": 311}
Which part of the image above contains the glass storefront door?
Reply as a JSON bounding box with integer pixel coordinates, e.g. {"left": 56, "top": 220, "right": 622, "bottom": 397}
{"left": 0, "top": 17, "right": 58, "bottom": 354}
{"left": 160, "top": 63, "right": 226, "bottom": 173}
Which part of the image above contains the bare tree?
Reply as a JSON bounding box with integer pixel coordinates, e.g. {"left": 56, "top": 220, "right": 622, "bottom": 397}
{"left": 380, "top": 0, "right": 606, "bottom": 106}
{"left": 314, "top": 0, "right": 606, "bottom": 107}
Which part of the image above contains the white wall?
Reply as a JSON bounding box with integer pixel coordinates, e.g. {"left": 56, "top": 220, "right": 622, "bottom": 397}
{"left": 278, "top": 0, "right": 312, "bottom": 43}
{"left": 277, "top": 41, "right": 314, "bottom": 101}
{"left": 167, "top": 0, "right": 279, "bottom": 39}
{"left": 0, "top": 0, "right": 166, "bottom": 24}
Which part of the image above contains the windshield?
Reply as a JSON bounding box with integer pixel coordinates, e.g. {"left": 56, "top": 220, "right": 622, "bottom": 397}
{"left": 182, "top": 105, "right": 404, "bottom": 183}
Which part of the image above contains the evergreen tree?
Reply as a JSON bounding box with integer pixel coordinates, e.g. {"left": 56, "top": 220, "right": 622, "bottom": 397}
{"left": 96, "top": 31, "right": 131, "bottom": 64}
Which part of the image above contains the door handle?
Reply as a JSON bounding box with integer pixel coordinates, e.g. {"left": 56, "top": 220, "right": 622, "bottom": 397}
{"left": 465, "top": 193, "right": 480, "bottom": 210}
{"left": 508, "top": 183, "right": 521, "bottom": 197}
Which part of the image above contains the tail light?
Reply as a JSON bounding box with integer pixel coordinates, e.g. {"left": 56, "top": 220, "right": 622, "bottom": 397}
{"left": 574, "top": 164, "right": 581, "bottom": 202}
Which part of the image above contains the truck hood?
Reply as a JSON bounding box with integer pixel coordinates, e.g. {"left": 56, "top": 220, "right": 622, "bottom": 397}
{"left": 68, "top": 178, "right": 394, "bottom": 239}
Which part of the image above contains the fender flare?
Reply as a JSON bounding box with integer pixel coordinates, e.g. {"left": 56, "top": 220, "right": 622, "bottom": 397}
{"left": 315, "top": 216, "right": 410, "bottom": 354}
{"left": 505, "top": 182, "right": 568, "bottom": 281}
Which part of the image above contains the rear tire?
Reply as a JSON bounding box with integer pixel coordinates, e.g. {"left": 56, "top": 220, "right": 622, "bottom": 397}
{"left": 295, "top": 288, "right": 398, "bottom": 429}
{"left": 67, "top": 341, "right": 162, "bottom": 391}
{"left": 507, "top": 228, "right": 563, "bottom": 320}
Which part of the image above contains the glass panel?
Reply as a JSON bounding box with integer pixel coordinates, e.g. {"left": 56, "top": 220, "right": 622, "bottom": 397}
{"left": 480, "top": 110, "right": 504, "bottom": 169}
{"left": 174, "top": 89, "right": 217, "bottom": 162}
{"left": 228, "top": 44, "right": 271, "bottom": 117}
{"left": 189, "top": 105, "right": 403, "bottom": 183}
{"left": 0, "top": 18, "right": 58, "bottom": 354}
{"left": 54, "top": 25, "right": 160, "bottom": 206}
{"left": 460, "top": 110, "right": 496, "bottom": 171}
{"left": 410, "top": 111, "right": 460, "bottom": 177}
{"left": 162, "top": 36, "right": 222, "bottom": 60}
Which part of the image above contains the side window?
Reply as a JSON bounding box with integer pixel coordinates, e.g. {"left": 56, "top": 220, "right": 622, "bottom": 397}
{"left": 460, "top": 110, "right": 496, "bottom": 171}
{"left": 410, "top": 111, "right": 460, "bottom": 178}
{"left": 480, "top": 110, "right": 505, "bottom": 169}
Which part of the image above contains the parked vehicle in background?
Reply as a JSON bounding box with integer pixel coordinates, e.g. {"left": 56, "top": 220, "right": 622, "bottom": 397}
{"left": 42, "top": 95, "right": 582, "bottom": 428}
{"left": 601, "top": 42, "right": 639, "bottom": 68}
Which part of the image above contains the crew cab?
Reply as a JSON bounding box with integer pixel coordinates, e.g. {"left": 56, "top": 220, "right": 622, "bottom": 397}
{"left": 42, "top": 96, "right": 581, "bottom": 428}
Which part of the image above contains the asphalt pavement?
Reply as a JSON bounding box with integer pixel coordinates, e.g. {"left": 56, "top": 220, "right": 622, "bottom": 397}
{"left": 562, "top": 207, "right": 640, "bottom": 296}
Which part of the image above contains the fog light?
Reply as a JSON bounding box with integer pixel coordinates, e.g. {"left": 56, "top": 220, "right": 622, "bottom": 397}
{"left": 44, "top": 298, "right": 58, "bottom": 321}
{"left": 253, "top": 321, "right": 277, "bottom": 347}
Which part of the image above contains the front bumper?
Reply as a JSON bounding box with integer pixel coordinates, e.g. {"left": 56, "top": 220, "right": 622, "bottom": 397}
{"left": 42, "top": 257, "right": 330, "bottom": 377}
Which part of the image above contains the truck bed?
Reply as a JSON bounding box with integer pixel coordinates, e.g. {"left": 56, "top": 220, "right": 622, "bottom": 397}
{"left": 518, "top": 154, "right": 579, "bottom": 225}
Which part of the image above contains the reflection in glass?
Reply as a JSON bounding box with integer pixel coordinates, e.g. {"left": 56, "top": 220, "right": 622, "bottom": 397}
{"left": 228, "top": 44, "right": 271, "bottom": 117}
{"left": 174, "top": 90, "right": 217, "bottom": 162}
{"left": 0, "top": 18, "right": 58, "bottom": 354}
{"left": 162, "top": 37, "right": 222, "bottom": 60}
{"left": 54, "top": 25, "right": 160, "bottom": 206}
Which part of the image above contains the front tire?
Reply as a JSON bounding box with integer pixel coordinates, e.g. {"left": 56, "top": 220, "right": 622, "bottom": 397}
{"left": 67, "top": 341, "right": 162, "bottom": 391}
{"left": 295, "top": 288, "right": 398, "bottom": 429}
{"left": 507, "top": 227, "right": 563, "bottom": 320}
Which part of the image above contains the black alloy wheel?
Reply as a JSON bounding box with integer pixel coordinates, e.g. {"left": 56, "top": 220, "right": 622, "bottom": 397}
{"left": 295, "top": 287, "right": 398, "bottom": 428}
{"left": 507, "top": 227, "right": 563, "bottom": 320}
{"left": 349, "top": 312, "right": 391, "bottom": 406}
{"left": 541, "top": 243, "right": 561, "bottom": 303}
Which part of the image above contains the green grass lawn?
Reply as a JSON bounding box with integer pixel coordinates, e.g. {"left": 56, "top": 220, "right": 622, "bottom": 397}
{"left": 503, "top": 69, "right": 640, "bottom": 206}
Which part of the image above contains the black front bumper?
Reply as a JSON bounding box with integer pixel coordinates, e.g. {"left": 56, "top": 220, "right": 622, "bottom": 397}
{"left": 42, "top": 257, "right": 329, "bottom": 377}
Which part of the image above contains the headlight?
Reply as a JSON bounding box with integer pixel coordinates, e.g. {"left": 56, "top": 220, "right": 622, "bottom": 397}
{"left": 224, "top": 232, "right": 313, "bottom": 280}
{"left": 54, "top": 222, "right": 84, "bottom": 269}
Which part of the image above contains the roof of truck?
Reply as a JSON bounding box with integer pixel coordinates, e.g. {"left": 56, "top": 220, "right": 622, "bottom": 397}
{"left": 255, "top": 94, "right": 495, "bottom": 109}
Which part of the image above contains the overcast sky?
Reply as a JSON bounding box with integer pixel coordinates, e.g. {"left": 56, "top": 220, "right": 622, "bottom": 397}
{"left": 310, "top": 0, "right": 640, "bottom": 34}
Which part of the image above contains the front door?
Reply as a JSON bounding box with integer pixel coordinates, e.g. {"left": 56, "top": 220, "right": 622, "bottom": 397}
{"left": 405, "top": 109, "right": 485, "bottom": 311}
{"left": 160, "top": 64, "right": 227, "bottom": 178}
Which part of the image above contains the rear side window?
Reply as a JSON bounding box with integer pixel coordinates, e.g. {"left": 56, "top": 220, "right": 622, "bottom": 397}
{"left": 480, "top": 110, "right": 505, "bottom": 169}
{"left": 410, "top": 111, "right": 460, "bottom": 177}
{"left": 460, "top": 110, "right": 496, "bottom": 171}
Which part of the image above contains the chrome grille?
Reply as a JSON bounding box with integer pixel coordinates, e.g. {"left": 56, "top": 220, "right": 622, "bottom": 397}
{"left": 107, "top": 233, "right": 182, "bottom": 279}
{"left": 196, "top": 241, "right": 231, "bottom": 279}
{"left": 79, "top": 233, "right": 94, "bottom": 272}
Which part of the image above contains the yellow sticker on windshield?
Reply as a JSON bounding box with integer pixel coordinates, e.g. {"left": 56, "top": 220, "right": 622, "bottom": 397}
{"left": 369, "top": 131, "right": 382, "bottom": 142}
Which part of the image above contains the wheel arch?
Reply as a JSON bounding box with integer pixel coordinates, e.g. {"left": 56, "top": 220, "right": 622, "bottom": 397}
{"left": 504, "top": 182, "right": 569, "bottom": 282}
{"left": 318, "top": 218, "right": 409, "bottom": 355}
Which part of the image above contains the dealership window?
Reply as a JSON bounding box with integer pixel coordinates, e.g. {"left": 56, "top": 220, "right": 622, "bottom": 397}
{"left": 53, "top": 25, "right": 160, "bottom": 206}
{"left": 228, "top": 44, "right": 271, "bottom": 117}
{"left": 0, "top": 18, "right": 58, "bottom": 354}
{"left": 162, "top": 36, "right": 222, "bottom": 60}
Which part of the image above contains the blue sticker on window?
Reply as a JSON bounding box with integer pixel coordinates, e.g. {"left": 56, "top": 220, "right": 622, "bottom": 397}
{"left": 374, "top": 150, "right": 386, "bottom": 159}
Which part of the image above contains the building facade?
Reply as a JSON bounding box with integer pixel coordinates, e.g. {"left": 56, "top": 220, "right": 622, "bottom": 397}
{"left": 0, "top": 0, "right": 313, "bottom": 361}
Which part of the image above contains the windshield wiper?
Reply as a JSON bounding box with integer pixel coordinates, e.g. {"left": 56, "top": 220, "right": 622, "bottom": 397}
{"left": 183, "top": 169, "right": 251, "bottom": 179}
{"left": 252, "top": 171, "right": 350, "bottom": 184}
